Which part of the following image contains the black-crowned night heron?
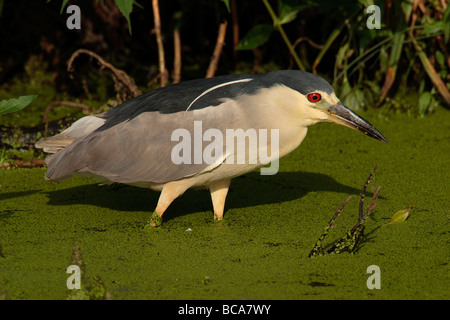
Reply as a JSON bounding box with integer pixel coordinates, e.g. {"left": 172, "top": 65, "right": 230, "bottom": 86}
{"left": 36, "top": 70, "right": 387, "bottom": 227}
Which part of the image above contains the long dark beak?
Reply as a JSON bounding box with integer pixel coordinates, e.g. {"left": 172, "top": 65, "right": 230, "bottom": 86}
{"left": 326, "top": 102, "right": 388, "bottom": 143}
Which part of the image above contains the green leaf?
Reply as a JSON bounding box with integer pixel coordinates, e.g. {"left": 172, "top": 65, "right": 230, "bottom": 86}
{"left": 60, "top": 0, "right": 69, "bottom": 14}
{"left": 115, "top": 0, "right": 136, "bottom": 34}
{"left": 221, "top": 0, "right": 230, "bottom": 12}
{"left": 385, "top": 205, "right": 411, "bottom": 225}
{"left": 435, "top": 50, "right": 445, "bottom": 68}
{"left": 335, "top": 41, "right": 350, "bottom": 70}
{"left": 235, "top": 24, "right": 274, "bottom": 50}
{"left": 0, "top": 95, "right": 37, "bottom": 116}
{"left": 443, "top": 4, "right": 450, "bottom": 43}
{"left": 422, "top": 20, "right": 444, "bottom": 36}
{"left": 278, "top": 0, "right": 315, "bottom": 25}
{"left": 418, "top": 92, "right": 432, "bottom": 117}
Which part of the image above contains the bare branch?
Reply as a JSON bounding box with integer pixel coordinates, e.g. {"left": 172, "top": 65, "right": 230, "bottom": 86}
{"left": 0, "top": 159, "right": 46, "bottom": 169}
{"left": 43, "top": 101, "right": 93, "bottom": 125}
{"left": 206, "top": 21, "right": 228, "bottom": 78}
{"left": 67, "top": 49, "right": 141, "bottom": 102}
{"left": 173, "top": 28, "right": 182, "bottom": 84}
{"left": 152, "top": 0, "right": 169, "bottom": 87}
{"left": 292, "top": 36, "right": 324, "bottom": 50}
{"left": 231, "top": 0, "right": 240, "bottom": 68}
{"left": 359, "top": 164, "right": 378, "bottom": 221}
{"left": 329, "top": 195, "right": 353, "bottom": 226}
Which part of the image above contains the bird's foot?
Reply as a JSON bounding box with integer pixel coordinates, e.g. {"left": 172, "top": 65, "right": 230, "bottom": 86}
{"left": 148, "top": 211, "right": 163, "bottom": 227}
{"left": 213, "top": 212, "right": 223, "bottom": 221}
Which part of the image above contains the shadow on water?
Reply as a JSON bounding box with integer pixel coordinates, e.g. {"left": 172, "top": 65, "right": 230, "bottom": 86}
{"left": 0, "top": 171, "right": 377, "bottom": 223}
{"left": 0, "top": 190, "right": 42, "bottom": 201}
{"left": 0, "top": 190, "right": 42, "bottom": 223}
{"left": 15, "top": 171, "right": 373, "bottom": 222}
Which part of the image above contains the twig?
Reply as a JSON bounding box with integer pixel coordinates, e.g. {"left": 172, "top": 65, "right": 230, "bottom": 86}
{"left": 206, "top": 20, "right": 228, "bottom": 78}
{"left": 351, "top": 165, "right": 379, "bottom": 233}
{"left": 0, "top": 159, "right": 46, "bottom": 169}
{"left": 292, "top": 36, "right": 324, "bottom": 50}
{"left": 309, "top": 165, "right": 382, "bottom": 257}
{"left": 67, "top": 49, "right": 141, "bottom": 101}
{"left": 152, "top": 0, "right": 169, "bottom": 87}
{"left": 231, "top": 0, "right": 240, "bottom": 68}
{"left": 365, "top": 185, "right": 381, "bottom": 218}
{"left": 308, "top": 195, "right": 352, "bottom": 257}
{"left": 351, "top": 185, "right": 381, "bottom": 234}
{"left": 359, "top": 164, "right": 378, "bottom": 221}
{"left": 173, "top": 28, "right": 182, "bottom": 84}
{"left": 329, "top": 195, "right": 353, "bottom": 226}
{"left": 43, "top": 101, "right": 93, "bottom": 125}
{"left": 262, "top": 0, "right": 306, "bottom": 71}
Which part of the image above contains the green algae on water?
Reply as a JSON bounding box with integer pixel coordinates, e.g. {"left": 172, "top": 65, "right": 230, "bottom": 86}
{"left": 0, "top": 108, "right": 449, "bottom": 299}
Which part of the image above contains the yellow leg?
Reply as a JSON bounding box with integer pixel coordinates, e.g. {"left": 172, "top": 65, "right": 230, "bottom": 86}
{"left": 209, "top": 179, "right": 231, "bottom": 221}
{"left": 149, "top": 181, "right": 191, "bottom": 227}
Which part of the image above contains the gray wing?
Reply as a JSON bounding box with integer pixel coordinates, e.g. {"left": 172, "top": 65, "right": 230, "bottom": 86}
{"left": 44, "top": 112, "right": 208, "bottom": 183}
{"left": 43, "top": 74, "right": 267, "bottom": 184}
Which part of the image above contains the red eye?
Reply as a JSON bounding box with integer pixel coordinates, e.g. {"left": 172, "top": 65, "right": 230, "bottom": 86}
{"left": 307, "top": 93, "right": 321, "bottom": 103}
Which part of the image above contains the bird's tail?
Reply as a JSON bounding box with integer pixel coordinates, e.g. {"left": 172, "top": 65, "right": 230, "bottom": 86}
{"left": 35, "top": 115, "right": 106, "bottom": 181}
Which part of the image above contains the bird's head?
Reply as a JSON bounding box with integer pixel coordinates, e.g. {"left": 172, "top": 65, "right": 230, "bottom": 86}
{"left": 265, "top": 70, "right": 388, "bottom": 144}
